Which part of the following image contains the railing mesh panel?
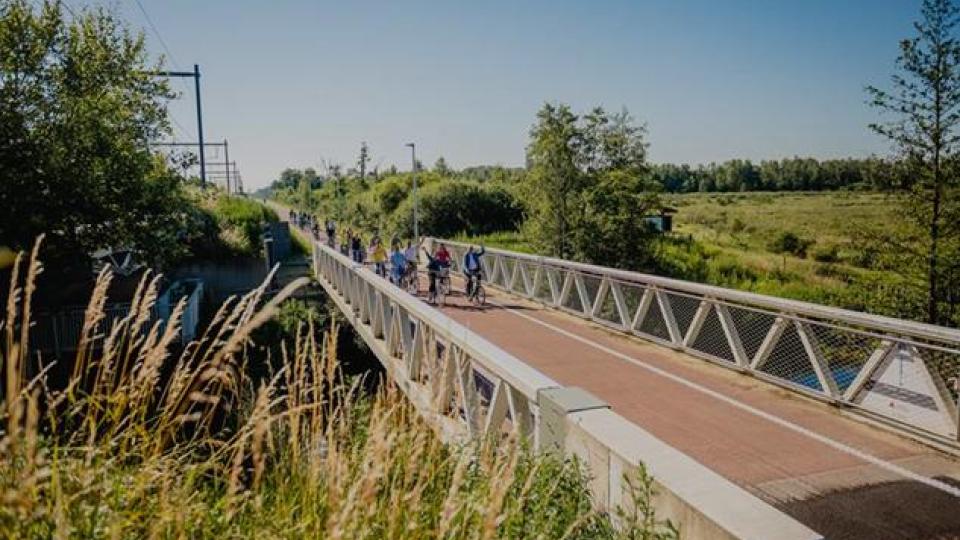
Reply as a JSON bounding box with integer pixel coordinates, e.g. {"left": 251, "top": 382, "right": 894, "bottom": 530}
{"left": 620, "top": 285, "right": 645, "bottom": 321}
{"left": 580, "top": 274, "right": 602, "bottom": 312}
{"left": 807, "top": 324, "right": 882, "bottom": 393}
{"left": 728, "top": 306, "right": 779, "bottom": 360}
{"left": 595, "top": 285, "right": 622, "bottom": 326}
{"left": 919, "top": 347, "right": 960, "bottom": 404}
{"left": 534, "top": 266, "right": 554, "bottom": 302}
{"left": 760, "top": 323, "right": 822, "bottom": 392}
{"left": 499, "top": 258, "right": 516, "bottom": 289}
{"left": 637, "top": 298, "right": 672, "bottom": 342}
{"left": 690, "top": 307, "right": 736, "bottom": 363}
{"left": 480, "top": 256, "right": 495, "bottom": 283}
{"left": 561, "top": 275, "right": 584, "bottom": 313}
{"left": 667, "top": 292, "right": 702, "bottom": 340}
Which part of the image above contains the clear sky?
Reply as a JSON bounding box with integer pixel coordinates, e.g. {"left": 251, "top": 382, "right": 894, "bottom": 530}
{"left": 88, "top": 0, "right": 921, "bottom": 189}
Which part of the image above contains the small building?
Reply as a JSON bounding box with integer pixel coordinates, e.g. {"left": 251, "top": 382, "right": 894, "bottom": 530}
{"left": 642, "top": 206, "right": 677, "bottom": 233}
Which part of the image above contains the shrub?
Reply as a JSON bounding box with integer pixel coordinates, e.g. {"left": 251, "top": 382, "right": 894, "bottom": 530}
{"left": 767, "top": 231, "right": 813, "bottom": 257}
{"left": 390, "top": 180, "right": 522, "bottom": 238}
{"left": 811, "top": 244, "right": 840, "bottom": 263}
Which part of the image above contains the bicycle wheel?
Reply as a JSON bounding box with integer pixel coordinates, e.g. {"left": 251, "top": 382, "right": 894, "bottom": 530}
{"left": 406, "top": 274, "right": 419, "bottom": 294}
{"left": 473, "top": 286, "right": 486, "bottom": 306}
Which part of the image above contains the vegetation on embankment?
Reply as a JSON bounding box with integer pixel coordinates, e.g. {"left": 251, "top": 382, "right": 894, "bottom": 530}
{"left": 463, "top": 191, "right": 926, "bottom": 321}
{"left": 0, "top": 244, "right": 677, "bottom": 539}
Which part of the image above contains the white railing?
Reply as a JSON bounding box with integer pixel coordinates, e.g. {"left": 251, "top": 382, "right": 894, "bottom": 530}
{"left": 311, "top": 238, "right": 822, "bottom": 539}
{"left": 313, "top": 241, "right": 557, "bottom": 443}
{"left": 430, "top": 238, "right": 960, "bottom": 445}
{"left": 32, "top": 278, "right": 205, "bottom": 355}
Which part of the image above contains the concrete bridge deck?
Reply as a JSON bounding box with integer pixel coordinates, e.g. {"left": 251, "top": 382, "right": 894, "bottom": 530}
{"left": 427, "top": 278, "right": 960, "bottom": 540}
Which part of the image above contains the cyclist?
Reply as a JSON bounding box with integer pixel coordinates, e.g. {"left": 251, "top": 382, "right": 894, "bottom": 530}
{"left": 370, "top": 238, "right": 387, "bottom": 277}
{"left": 325, "top": 219, "right": 336, "bottom": 246}
{"left": 403, "top": 240, "right": 419, "bottom": 281}
{"left": 462, "top": 245, "right": 485, "bottom": 299}
{"left": 351, "top": 232, "right": 363, "bottom": 263}
{"left": 422, "top": 248, "right": 443, "bottom": 304}
{"left": 435, "top": 243, "right": 451, "bottom": 267}
{"left": 390, "top": 243, "right": 408, "bottom": 285}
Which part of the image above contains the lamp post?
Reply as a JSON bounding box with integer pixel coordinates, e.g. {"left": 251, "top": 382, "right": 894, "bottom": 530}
{"left": 405, "top": 142, "right": 419, "bottom": 244}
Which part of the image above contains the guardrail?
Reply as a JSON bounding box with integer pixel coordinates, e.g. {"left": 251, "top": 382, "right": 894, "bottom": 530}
{"left": 429, "top": 238, "right": 960, "bottom": 446}
{"left": 311, "top": 239, "right": 821, "bottom": 539}
{"left": 313, "top": 240, "right": 557, "bottom": 443}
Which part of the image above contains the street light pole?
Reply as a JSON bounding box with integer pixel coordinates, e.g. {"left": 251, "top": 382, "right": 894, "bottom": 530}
{"left": 406, "top": 142, "right": 419, "bottom": 243}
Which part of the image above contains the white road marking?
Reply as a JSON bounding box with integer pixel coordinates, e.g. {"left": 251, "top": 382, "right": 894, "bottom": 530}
{"left": 488, "top": 297, "right": 960, "bottom": 499}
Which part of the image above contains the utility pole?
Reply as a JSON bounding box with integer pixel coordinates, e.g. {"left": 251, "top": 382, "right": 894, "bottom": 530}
{"left": 405, "top": 142, "right": 419, "bottom": 243}
{"left": 193, "top": 64, "right": 206, "bottom": 186}
{"left": 223, "top": 139, "right": 230, "bottom": 193}
{"left": 150, "top": 64, "right": 207, "bottom": 186}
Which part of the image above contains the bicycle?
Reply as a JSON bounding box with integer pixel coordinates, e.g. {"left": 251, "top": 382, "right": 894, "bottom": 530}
{"left": 401, "top": 265, "right": 419, "bottom": 295}
{"left": 465, "top": 272, "right": 485, "bottom": 306}
{"left": 425, "top": 270, "right": 447, "bottom": 305}
{"left": 437, "top": 267, "right": 451, "bottom": 297}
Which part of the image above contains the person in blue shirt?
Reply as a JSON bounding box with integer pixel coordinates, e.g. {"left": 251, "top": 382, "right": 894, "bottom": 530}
{"left": 422, "top": 248, "right": 444, "bottom": 303}
{"left": 462, "top": 245, "right": 485, "bottom": 298}
{"left": 389, "top": 243, "right": 407, "bottom": 285}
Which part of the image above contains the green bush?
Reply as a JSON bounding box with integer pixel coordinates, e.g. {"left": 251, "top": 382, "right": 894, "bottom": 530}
{"left": 767, "top": 231, "right": 813, "bottom": 257}
{"left": 389, "top": 181, "right": 522, "bottom": 238}
{"left": 211, "top": 195, "right": 278, "bottom": 254}
{"left": 811, "top": 244, "right": 840, "bottom": 263}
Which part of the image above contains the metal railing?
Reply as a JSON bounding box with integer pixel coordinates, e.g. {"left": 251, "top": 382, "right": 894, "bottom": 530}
{"left": 313, "top": 241, "right": 558, "bottom": 443}
{"left": 430, "top": 238, "right": 960, "bottom": 445}
{"left": 32, "top": 278, "right": 204, "bottom": 355}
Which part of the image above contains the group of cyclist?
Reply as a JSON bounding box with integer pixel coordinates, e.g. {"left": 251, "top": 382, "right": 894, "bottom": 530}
{"left": 289, "top": 209, "right": 486, "bottom": 305}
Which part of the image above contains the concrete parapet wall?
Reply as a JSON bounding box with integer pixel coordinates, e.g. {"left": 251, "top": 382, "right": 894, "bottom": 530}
{"left": 540, "top": 388, "right": 823, "bottom": 540}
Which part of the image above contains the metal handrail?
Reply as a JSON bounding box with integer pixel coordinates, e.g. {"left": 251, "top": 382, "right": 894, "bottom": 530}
{"left": 313, "top": 240, "right": 558, "bottom": 442}
{"left": 436, "top": 239, "right": 960, "bottom": 345}
{"left": 432, "top": 237, "right": 960, "bottom": 445}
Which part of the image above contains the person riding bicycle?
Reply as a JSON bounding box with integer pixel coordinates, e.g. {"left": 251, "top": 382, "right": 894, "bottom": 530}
{"left": 435, "top": 243, "right": 451, "bottom": 267}
{"left": 325, "top": 219, "right": 336, "bottom": 246}
{"left": 370, "top": 238, "right": 387, "bottom": 277}
{"left": 422, "top": 248, "right": 443, "bottom": 303}
{"left": 390, "top": 243, "right": 407, "bottom": 285}
{"left": 463, "top": 245, "right": 485, "bottom": 298}
{"left": 351, "top": 232, "right": 363, "bottom": 263}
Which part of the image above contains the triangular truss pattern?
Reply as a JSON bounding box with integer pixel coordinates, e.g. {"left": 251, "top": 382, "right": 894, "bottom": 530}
{"left": 312, "top": 245, "right": 541, "bottom": 444}
{"left": 438, "top": 241, "right": 960, "bottom": 441}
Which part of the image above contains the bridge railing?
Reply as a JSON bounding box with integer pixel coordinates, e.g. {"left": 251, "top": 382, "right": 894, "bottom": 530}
{"left": 312, "top": 238, "right": 822, "bottom": 538}
{"left": 430, "top": 238, "right": 960, "bottom": 445}
{"left": 313, "top": 241, "right": 558, "bottom": 443}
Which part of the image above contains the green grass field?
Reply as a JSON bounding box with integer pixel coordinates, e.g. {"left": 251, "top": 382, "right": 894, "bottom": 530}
{"left": 466, "top": 192, "right": 925, "bottom": 321}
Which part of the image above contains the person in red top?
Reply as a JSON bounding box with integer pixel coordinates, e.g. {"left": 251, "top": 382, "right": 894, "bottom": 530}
{"left": 435, "top": 243, "right": 451, "bottom": 267}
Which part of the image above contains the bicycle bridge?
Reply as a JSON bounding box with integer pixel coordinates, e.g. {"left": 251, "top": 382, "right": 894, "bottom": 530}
{"left": 296, "top": 215, "right": 960, "bottom": 540}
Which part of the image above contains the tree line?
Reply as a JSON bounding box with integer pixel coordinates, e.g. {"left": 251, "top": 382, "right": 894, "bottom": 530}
{"left": 650, "top": 157, "right": 895, "bottom": 193}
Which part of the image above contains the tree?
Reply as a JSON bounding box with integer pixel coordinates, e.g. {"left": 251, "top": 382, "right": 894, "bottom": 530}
{"left": 0, "top": 0, "right": 191, "bottom": 268}
{"left": 433, "top": 156, "right": 451, "bottom": 176}
{"left": 357, "top": 141, "right": 369, "bottom": 181}
{"left": 524, "top": 103, "right": 583, "bottom": 258}
{"left": 523, "top": 103, "right": 660, "bottom": 266}
{"left": 867, "top": 0, "right": 960, "bottom": 325}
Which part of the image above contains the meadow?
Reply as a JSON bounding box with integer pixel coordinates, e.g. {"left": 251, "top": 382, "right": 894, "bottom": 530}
{"left": 464, "top": 192, "right": 924, "bottom": 321}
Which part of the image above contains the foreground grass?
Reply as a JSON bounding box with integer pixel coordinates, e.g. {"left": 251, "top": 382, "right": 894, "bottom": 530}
{"left": 0, "top": 241, "right": 675, "bottom": 539}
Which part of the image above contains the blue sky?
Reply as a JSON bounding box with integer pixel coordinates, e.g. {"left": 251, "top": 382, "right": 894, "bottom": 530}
{"left": 87, "top": 0, "right": 920, "bottom": 189}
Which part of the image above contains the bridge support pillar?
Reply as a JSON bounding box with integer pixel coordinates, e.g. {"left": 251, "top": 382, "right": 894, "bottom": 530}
{"left": 537, "top": 387, "right": 609, "bottom": 455}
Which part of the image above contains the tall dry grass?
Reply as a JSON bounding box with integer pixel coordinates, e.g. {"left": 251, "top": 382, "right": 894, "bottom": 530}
{"left": 0, "top": 239, "right": 675, "bottom": 539}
